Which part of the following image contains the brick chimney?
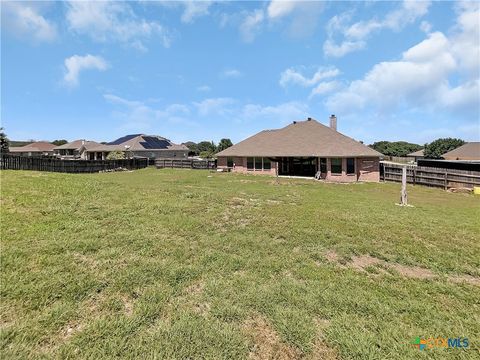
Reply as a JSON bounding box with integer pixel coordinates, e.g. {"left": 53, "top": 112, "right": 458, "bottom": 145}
{"left": 329, "top": 114, "right": 337, "bottom": 131}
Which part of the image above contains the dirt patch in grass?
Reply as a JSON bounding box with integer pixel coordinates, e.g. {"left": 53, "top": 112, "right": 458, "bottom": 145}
{"left": 122, "top": 296, "right": 134, "bottom": 316}
{"left": 62, "top": 323, "right": 83, "bottom": 340}
{"left": 72, "top": 252, "right": 100, "bottom": 269}
{"left": 350, "top": 255, "right": 383, "bottom": 271}
{"left": 308, "top": 318, "right": 338, "bottom": 360}
{"left": 324, "top": 250, "right": 340, "bottom": 263}
{"left": 449, "top": 274, "right": 480, "bottom": 286}
{"left": 243, "top": 316, "right": 301, "bottom": 360}
{"left": 324, "top": 251, "right": 479, "bottom": 285}
{"left": 388, "top": 263, "right": 435, "bottom": 279}
{"left": 220, "top": 197, "right": 258, "bottom": 229}
{"left": 167, "top": 280, "right": 211, "bottom": 316}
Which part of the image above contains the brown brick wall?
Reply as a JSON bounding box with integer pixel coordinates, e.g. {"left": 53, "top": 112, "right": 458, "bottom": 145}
{"left": 217, "top": 156, "right": 380, "bottom": 182}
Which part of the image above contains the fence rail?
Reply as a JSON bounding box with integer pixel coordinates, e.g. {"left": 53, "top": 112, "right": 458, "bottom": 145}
{"left": 1, "top": 155, "right": 148, "bottom": 173}
{"left": 381, "top": 162, "right": 480, "bottom": 189}
{"left": 155, "top": 158, "right": 216, "bottom": 170}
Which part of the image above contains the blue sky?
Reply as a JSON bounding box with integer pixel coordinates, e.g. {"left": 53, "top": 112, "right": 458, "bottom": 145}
{"left": 2, "top": 1, "right": 479, "bottom": 145}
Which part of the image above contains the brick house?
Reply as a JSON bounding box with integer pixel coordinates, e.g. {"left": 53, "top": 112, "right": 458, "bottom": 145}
{"left": 85, "top": 134, "right": 189, "bottom": 160}
{"left": 216, "top": 116, "right": 382, "bottom": 182}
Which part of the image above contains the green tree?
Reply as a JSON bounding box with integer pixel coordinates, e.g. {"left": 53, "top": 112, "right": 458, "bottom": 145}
{"left": 106, "top": 151, "right": 125, "bottom": 160}
{"left": 0, "top": 128, "right": 9, "bottom": 153}
{"left": 217, "top": 138, "right": 233, "bottom": 152}
{"left": 183, "top": 141, "right": 199, "bottom": 156}
{"left": 197, "top": 141, "right": 216, "bottom": 154}
{"left": 369, "top": 141, "right": 423, "bottom": 156}
{"left": 52, "top": 139, "right": 68, "bottom": 146}
{"left": 424, "top": 138, "right": 465, "bottom": 159}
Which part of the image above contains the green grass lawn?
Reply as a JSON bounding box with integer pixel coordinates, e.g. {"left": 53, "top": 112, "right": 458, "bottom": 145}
{"left": 1, "top": 168, "right": 479, "bottom": 359}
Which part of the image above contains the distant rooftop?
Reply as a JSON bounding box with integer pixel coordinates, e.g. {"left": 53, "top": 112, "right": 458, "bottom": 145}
{"left": 9, "top": 141, "right": 55, "bottom": 152}
{"left": 442, "top": 142, "right": 480, "bottom": 160}
{"left": 89, "top": 134, "right": 188, "bottom": 152}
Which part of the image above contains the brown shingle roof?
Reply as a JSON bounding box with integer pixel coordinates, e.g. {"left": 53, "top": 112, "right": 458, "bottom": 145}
{"left": 442, "top": 142, "right": 480, "bottom": 160}
{"left": 9, "top": 141, "right": 55, "bottom": 152}
{"left": 407, "top": 149, "right": 424, "bottom": 157}
{"left": 216, "top": 119, "right": 382, "bottom": 157}
{"left": 54, "top": 140, "right": 101, "bottom": 150}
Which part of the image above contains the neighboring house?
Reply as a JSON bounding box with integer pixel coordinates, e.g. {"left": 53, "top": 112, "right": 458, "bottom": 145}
{"left": 85, "top": 134, "right": 189, "bottom": 160}
{"left": 216, "top": 116, "right": 383, "bottom": 182}
{"left": 54, "top": 140, "right": 101, "bottom": 160}
{"left": 441, "top": 142, "right": 480, "bottom": 160}
{"left": 9, "top": 141, "right": 55, "bottom": 157}
{"left": 407, "top": 149, "right": 424, "bottom": 162}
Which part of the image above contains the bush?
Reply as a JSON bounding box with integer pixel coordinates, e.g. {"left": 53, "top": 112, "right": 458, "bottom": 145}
{"left": 106, "top": 151, "right": 126, "bottom": 160}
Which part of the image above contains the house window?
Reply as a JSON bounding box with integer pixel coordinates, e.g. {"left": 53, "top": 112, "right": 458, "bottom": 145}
{"left": 347, "top": 158, "right": 355, "bottom": 174}
{"left": 247, "top": 157, "right": 254, "bottom": 170}
{"left": 263, "top": 157, "right": 271, "bottom": 170}
{"left": 227, "top": 157, "right": 234, "bottom": 168}
{"left": 255, "top": 157, "right": 262, "bottom": 170}
{"left": 331, "top": 158, "right": 342, "bottom": 174}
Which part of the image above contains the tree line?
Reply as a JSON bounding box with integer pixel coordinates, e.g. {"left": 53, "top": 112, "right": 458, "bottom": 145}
{"left": 183, "top": 138, "right": 233, "bottom": 158}
{"left": 369, "top": 138, "right": 466, "bottom": 159}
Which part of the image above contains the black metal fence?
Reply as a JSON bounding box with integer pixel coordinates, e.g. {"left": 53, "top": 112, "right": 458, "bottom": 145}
{"left": 1, "top": 155, "right": 148, "bottom": 173}
{"left": 155, "top": 158, "right": 216, "bottom": 170}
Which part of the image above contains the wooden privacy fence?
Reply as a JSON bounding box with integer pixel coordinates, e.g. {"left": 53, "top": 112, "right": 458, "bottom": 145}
{"left": 155, "top": 158, "right": 216, "bottom": 170}
{"left": 1, "top": 155, "right": 148, "bottom": 173}
{"left": 381, "top": 162, "right": 480, "bottom": 189}
{"left": 383, "top": 156, "right": 415, "bottom": 163}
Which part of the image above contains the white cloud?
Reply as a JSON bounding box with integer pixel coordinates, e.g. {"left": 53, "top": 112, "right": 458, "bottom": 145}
{"left": 194, "top": 98, "right": 236, "bottom": 116}
{"left": 197, "top": 85, "right": 211, "bottom": 92}
{"left": 65, "top": 1, "right": 171, "bottom": 50}
{"left": 103, "top": 93, "right": 310, "bottom": 141}
{"left": 420, "top": 20, "right": 432, "bottom": 33}
{"left": 64, "top": 54, "right": 109, "bottom": 87}
{"left": 157, "top": 1, "right": 214, "bottom": 23}
{"left": 240, "top": 9, "right": 264, "bottom": 42}
{"left": 280, "top": 67, "right": 340, "bottom": 88}
{"left": 325, "top": 3, "right": 480, "bottom": 118}
{"left": 267, "top": 1, "right": 297, "bottom": 19}
{"left": 324, "top": 0, "right": 431, "bottom": 57}
{"left": 240, "top": 101, "right": 308, "bottom": 124}
{"left": 235, "top": 1, "right": 324, "bottom": 43}
{"left": 323, "top": 39, "right": 366, "bottom": 58}
{"left": 2, "top": 2, "right": 57, "bottom": 42}
{"left": 181, "top": 1, "right": 213, "bottom": 23}
{"left": 221, "top": 69, "right": 243, "bottom": 78}
{"left": 309, "top": 81, "right": 342, "bottom": 98}
{"left": 104, "top": 94, "right": 194, "bottom": 132}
